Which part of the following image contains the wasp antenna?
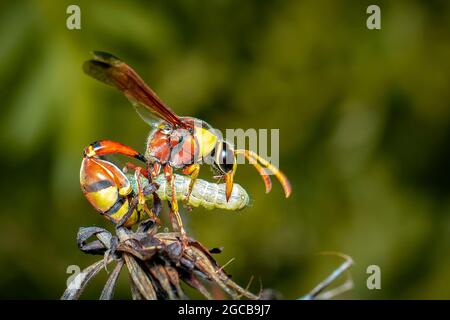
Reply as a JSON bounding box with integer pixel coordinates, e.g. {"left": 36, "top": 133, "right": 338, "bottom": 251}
{"left": 237, "top": 149, "right": 293, "bottom": 197}
{"left": 235, "top": 149, "right": 272, "bottom": 193}
{"left": 252, "top": 150, "right": 291, "bottom": 198}
{"left": 249, "top": 157, "right": 272, "bottom": 194}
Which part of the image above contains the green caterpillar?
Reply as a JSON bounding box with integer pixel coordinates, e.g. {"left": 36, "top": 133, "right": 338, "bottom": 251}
{"left": 128, "top": 173, "right": 249, "bottom": 211}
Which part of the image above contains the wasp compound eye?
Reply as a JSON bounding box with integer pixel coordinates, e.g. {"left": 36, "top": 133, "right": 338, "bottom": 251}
{"left": 214, "top": 142, "right": 235, "bottom": 173}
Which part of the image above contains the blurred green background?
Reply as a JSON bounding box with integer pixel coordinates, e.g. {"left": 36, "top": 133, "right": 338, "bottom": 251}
{"left": 1, "top": 0, "right": 449, "bottom": 299}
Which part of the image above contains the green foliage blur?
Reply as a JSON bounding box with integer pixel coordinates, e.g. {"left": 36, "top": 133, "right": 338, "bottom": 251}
{"left": 0, "top": 0, "right": 449, "bottom": 299}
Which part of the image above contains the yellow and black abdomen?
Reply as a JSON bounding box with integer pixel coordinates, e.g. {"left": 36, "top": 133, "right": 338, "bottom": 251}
{"left": 80, "top": 157, "right": 143, "bottom": 227}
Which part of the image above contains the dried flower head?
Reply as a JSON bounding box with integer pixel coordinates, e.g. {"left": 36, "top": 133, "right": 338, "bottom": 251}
{"left": 62, "top": 220, "right": 258, "bottom": 300}
{"left": 62, "top": 219, "right": 353, "bottom": 300}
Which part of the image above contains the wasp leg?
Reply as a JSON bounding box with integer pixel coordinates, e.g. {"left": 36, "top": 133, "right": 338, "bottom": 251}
{"left": 125, "top": 163, "right": 162, "bottom": 223}
{"left": 148, "top": 162, "right": 162, "bottom": 220}
{"left": 134, "top": 167, "right": 147, "bottom": 208}
{"left": 116, "top": 196, "right": 139, "bottom": 227}
{"left": 163, "top": 164, "right": 188, "bottom": 246}
{"left": 136, "top": 167, "right": 161, "bottom": 223}
{"left": 123, "top": 162, "right": 148, "bottom": 178}
{"left": 163, "top": 165, "right": 178, "bottom": 224}
{"left": 149, "top": 162, "right": 161, "bottom": 180}
{"left": 142, "top": 204, "right": 157, "bottom": 225}
{"left": 115, "top": 180, "right": 160, "bottom": 228}
{"left": 83, "top": 140, "right": 146, "bottom": 163}
{"left": 182, "top": 163, "right": 200, "bottom": 210}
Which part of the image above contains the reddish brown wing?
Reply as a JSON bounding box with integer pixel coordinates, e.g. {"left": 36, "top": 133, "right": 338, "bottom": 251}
{"left": 83, "top": 51, "right": 188, "bottom": 129}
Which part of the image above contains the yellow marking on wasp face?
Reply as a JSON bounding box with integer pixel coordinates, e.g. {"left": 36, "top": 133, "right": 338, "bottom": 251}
{"left": 86, "top": 186, "right": 118, "bottom": 212}
{"left": 195, "top": 127, "right": 217, "bottom": 158}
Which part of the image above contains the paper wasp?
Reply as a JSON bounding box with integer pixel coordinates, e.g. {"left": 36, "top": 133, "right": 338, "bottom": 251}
{"left": 82, "top": 51, "right": 291, "bottom": 241}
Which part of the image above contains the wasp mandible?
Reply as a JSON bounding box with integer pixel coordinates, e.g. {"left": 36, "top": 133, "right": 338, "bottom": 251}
{"left": 82, "top": 51, "right": 291, "bottom": 241}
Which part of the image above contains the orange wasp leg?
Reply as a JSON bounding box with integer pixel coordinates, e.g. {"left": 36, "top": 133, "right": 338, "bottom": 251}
{"left": 123, "top": 162, "right": 161, "bottom": 223}
{"left": 182, "top": 163, "right": 201, "bottom": 209}
{"left": 163, "top": 164, "right": 187, "bottom": 244}
{"left": 149, "top": 162, "right": 161, "bottom": 180}
{"left": 134, "top": 167, "right": 160, "bottom": 224}
{"left": 134, "top": 167, "right": 145, "bottom": 205}
{"left": 148, "top": 162, "right": 163, "bottom": 222}
{"left": 116, "top": 182, "right": 159, "bottom": 227}
{"left": 124, "top": 162, "right": 148, "bottom": 178}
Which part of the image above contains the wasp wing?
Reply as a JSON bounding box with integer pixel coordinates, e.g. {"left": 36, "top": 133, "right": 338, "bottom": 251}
{"left": 83, "top": 51, "right": 187, "bottom": 129}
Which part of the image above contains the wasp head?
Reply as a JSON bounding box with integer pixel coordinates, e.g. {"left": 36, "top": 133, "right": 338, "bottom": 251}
{"left": 210, "top": 141, "right": 237, "bottom": 202}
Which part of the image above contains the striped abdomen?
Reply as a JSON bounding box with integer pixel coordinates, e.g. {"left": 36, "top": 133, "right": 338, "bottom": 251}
{"left": 80, "top": 158, "right": 143, "bottom": 227}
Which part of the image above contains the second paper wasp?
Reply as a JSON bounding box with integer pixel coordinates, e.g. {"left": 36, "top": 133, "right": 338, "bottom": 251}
{"left": 82, "top": 51, "right": 291, "bottom": 242}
